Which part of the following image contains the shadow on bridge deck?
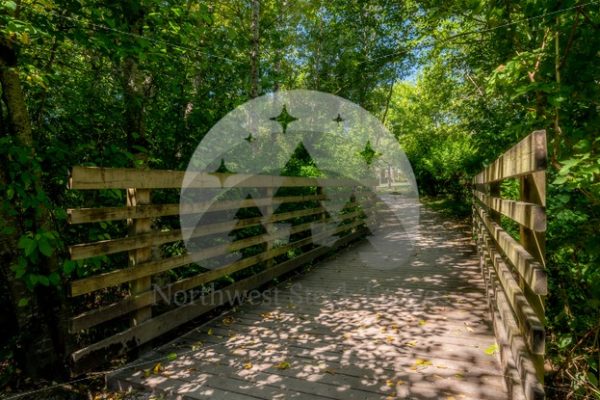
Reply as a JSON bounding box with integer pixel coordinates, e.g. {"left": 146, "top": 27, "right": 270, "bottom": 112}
{"left": 109, "top": 204, "right": 508, "bottom": 400}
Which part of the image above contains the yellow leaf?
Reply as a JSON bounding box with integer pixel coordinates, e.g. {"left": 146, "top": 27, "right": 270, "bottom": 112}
{"left": 20, "top": 32, "right": 30, "bottom": 45}
{"left": 413, "top": 359, "right": 432, "bottom": 369}
{"left": 207, "top": 328, "right": 213, "bottom": 335}
{"left": 396, "top": 379, "right": 406, "bottom": 385}
{"left": 418, "top": 319, "right": 427, "bottom": 326}
{"left": 143, "top": 369, "right": 151, "bottom": 378}
{"left": 260, "top": 312, "right": 272, "bottom": 319}
{"left": 152, "top": 362, "right": 162, "bottom": 374}
{"left": 484, "top": 344, "right": 499, "bottom": 355}
{"left": 386, "top": 336, "right": 395, "bottom": 343}
{"left": 406, "top": 340, "right": 417, "bottom": 347}
{"left": 324, "top": 368, "right": 336, "bottom": 374}
{"left": 243, "top": 362, "right": 253, "bottom": 369}
{"left": 454, "top": 373, "right": 465, "bottom": 379}
{"left": 276, "top": 361, "right": 290, "bottom": 370}
{"left": 222, "top": 316, "right": 235, "bottom": 326}
{"left": 386, "top": 379, "right": 395, "bottom": 387}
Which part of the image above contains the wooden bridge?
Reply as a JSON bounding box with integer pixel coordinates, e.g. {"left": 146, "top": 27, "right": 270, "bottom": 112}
{"left": 65, "top": 131, "right": 547, "bottom": 399}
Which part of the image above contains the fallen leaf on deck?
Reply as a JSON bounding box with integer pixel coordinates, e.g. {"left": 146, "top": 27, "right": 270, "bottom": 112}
{"left": 386, "top": 336, "right": 395, "bottom": 343}
{"left": 243, "top": 362, "right": 253, "bottom": 369}
{"left": 418, "top": 319, "right": 427, "bottom": 326}
{"left": 412, "top": 359, "right": 432, "bottom": 370}
{"left": 152, "top": 362, "right": 162, "bottom": 375}
{"left": 276, "top": 361, "right": 291, "bottom": 370}
{"left": 207, "top": 328, "right": 213, "bottom": 335}
{"left": 406, "top": 340, "right": 417, "bottom": 347}
{"left": 484, "top": 343, "right": 499, "bottom": 355}
{"left": 192, "top": 341, "right": 203, "bottom": 350}
{"left": 222, "top": 316, "right": 235, "bottom": 326}
{"left": 166, "top": 353, "right": 177, "bottom": 361}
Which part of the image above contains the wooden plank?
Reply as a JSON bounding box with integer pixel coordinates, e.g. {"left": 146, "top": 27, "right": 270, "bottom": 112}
{"left": 70, "top": 227, "right": 367, "bottom": 369}
{"left": 473, "top": 190, "right": 546, "bottom": 232}
{"left": 68, "top": 194, "right": 326, "bottom": 224}
{"left": 488, "top": 258, "right": 545, "bottom": 400}
{"left": 477, "top": 222, "right": 540, "bottom": 400}
{"left": 69, "top": 204, "right": 329, "bottom": 260}
{"left": 473, "top": 130, "right": 547, "bottom": 184}
{"left": 480, "top": 228, "right": 545, "bottom": 355}
{"left": 69, "top": 166, "right": 367, "bottom": 190}
{"left": 474, "top": 204, "right": 547, "bottom": 295}
{"left": 69, "top": 208, "right": 366, "bottom": 296}
{"left": 519, "top": 171, "right": 546, "bottom": 322}
{"left": 69, "top": 218, "right": 367, "bottom": 330}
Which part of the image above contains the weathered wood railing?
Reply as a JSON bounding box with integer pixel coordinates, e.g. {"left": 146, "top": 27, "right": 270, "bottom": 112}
{"left": 66, "top": 167, "right": 372, "bottom": 372}
{"left": 473, "top": 130, "right": 547, "bottom": 400}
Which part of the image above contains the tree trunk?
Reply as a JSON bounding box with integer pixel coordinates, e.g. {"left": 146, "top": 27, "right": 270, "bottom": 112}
{"left": 120, "top": 0, "right": 148, "bottom": 154}
{"left": 0, "top": 39, "right": 66, "bottom": 378}
{"left": 250, "top": 0, "right": 260, "bottom": 98}
{"left": 0, "top": 43, "right": 32, "bottom": 147}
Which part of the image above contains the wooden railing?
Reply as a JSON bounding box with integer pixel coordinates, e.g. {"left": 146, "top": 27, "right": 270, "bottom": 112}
{"left": 472, "top": 130, "right": 547, "bottom": 400}
{"left": 66, "top": 167, "right": 372, "bottom": 372}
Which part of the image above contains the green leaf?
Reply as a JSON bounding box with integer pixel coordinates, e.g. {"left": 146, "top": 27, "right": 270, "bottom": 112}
{"left": 166, "top": 352, "right": 177, "bottom": 361}
{"left": 558, "top": 335, "right": 572, "bottom": 349}
{"left": 37, "top": 238, "right": 53, "bottom": 257}
{"left": 3, "top": 1, "right": 17, "bottom": 11}
{"left": 553, "top": 175, "right": 568, "bottom": 185}
{"left": 17, "top": 298, "right": 29, "bottom": 307}
{"left": 63, "top": 260, "right": 76, "bottom": 275}
{"left": 588, "top": 371, "right": 598, "bottom": 387}
{"left": 18, "top": 236, "right": 36, "bottom": 257}
{"left": 48, "top": 272, "right": 60, "bottom": 286}
{"left": 37, "top": 275, "right": 50, "bottom": 286}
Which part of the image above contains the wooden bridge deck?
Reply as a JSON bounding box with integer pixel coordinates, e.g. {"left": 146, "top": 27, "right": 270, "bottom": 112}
{"left": 109, "top": 205, "right": 509, "bottom": 400}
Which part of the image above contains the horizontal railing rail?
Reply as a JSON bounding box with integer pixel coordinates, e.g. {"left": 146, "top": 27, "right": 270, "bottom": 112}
{"left": 66, "top": 167, "right": 373, "bottom": 372}
{"left": 473, "top": 130, "right": 547, "bottom": 400}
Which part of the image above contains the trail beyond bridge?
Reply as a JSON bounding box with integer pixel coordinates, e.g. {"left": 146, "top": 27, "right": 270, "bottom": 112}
{"left": 65, "top": 131, "right": 547, "bottom": 400}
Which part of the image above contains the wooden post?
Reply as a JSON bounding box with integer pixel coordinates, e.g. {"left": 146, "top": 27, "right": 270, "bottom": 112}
{"left": 265, "top": 187, "right": 274, "bottom": 268}
{"left": 489, "top": 181, "right": 501, "bottom": 224}
{"left": 127, "top": 186, "right": 152, "bottom": 326}
{"left": 520, "top": 170, "right": 546, "bottom": 383}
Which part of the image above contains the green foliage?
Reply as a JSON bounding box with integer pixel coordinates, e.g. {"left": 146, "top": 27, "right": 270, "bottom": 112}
{"left": 0, "top": 0, "right": 598, "bottom": 396}
{"left": 0, "top": 137, "right": 64, "bottom": 291}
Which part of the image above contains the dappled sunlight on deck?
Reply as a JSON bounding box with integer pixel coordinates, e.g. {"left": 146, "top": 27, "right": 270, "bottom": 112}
{"left": 109, "top": 204, "right": 508, "bottom": 399}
